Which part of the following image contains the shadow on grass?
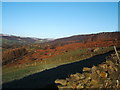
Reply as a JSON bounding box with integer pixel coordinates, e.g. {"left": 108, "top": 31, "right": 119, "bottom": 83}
{"left": 2, "top": 49, "right": 117, "bottom": 89}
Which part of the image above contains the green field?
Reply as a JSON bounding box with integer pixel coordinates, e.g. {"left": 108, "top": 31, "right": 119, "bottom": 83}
{"left": 2, "top": 46, "right": 114, "bottom": 83}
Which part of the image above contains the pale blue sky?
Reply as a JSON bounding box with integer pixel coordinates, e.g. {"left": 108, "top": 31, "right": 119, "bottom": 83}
{"left": 2, "top": 0, "right": 120, "bottom": 2}
{"left": 2, "top": 2, "right": 118, "bottom": 39}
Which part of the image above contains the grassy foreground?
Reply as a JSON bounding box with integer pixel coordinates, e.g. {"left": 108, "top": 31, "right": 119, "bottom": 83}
{"left": 3, "top": 46, "right": 114, "bottom": 83}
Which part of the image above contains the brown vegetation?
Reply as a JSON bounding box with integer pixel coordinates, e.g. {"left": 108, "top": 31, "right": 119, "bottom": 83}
{"left": 3, "top": 32, "right": 120, "bottom": 68}
{"left": 3, "top": 37, "right": 120, "bottom": 68}
{"left": 2, "top": 47, "right": 27, "bottom": 65}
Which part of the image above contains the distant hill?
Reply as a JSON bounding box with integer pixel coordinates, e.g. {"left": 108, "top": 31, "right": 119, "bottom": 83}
{"left": 1, "top": 32, "right": 120, "bottom": 49}
{"left": 0, "top": 34, "right": 53, "bottom": 49}
{"left": 50, "top": 32, "right": 120, "bottom": 45}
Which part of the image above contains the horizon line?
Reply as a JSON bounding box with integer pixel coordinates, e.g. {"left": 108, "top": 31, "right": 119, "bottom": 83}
{"left": 1, "top": 31, "right": 117, "bottom": 39}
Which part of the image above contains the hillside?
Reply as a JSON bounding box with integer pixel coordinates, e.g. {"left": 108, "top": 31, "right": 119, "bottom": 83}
{"left": 1, "top": 32, "right": 120, "bottom": 48}
{"left": 2, "top": 32, "right": 120, "bottom": 87}
{"left": 49, "top": 32, "right": 120, "bottom": 46}
{"left": 0, "top": 34, "right": 52, "bottom": 50}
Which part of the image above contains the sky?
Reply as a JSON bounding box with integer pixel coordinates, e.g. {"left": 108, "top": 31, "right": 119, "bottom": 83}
{"left": 2, "top": 2, "right": 118, "bottom": 39}
{"left": 2, "top": 0, "right": 120, "bottom": 2}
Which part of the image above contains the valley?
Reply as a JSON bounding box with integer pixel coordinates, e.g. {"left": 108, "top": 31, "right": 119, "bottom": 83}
{"left": 1, "top": 32, "right": 120, "bottom": 88}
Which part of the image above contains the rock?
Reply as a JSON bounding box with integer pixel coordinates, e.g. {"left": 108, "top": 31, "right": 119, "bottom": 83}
{"left": 90, "top": 79, "right": 101, "bottom": 88}
{"left": 71, "top": 73, "right": 81, "bottom": 81}
{"left": 57, "top": 85, "right": 68, "bottom": 88}
{"left": 55, "top": 50, "right": 120, "bottom": 89}
{"left": 93, "top": 48, "right": 99, "bottom": 52}
{"left": 55, "top": 79, "right": 67, "bottom": 86}
{"left": 84, "top": 72, "right": 91, "bottom": 77}
{"left": 82, "top": 77, "right": 91, "bottom": 84}
{"left": 67, "top": 80, "right": 77, "bottom": 87}
{"left": 69, "top": 75, "right": 79, "bottom": 82}
{"left": 103, "top": 78, "right": 112, "bottom": 88}
{"left": 77, "top": 84, "right": 84, "bottom": 88}
{"left": 66, "top": 78, "right": 70, "bottom": 81}
{"left": 85, "top": 82, "right": 92, "bottom": 87}
{"left": 116, "top": 80, "right": 119, "bottom": 88}
{"left": 91, "top": 66, "right": 97, "bottom": 72}
{"left": 99, "top": 64, "right": 108, "bottom": 71}
{"left": 83, "top": 67, "right": 91, "bottom": 72}
{"left": 113, "top": 66, "right": 118, "bottom": 72}
{"left": 100, "top": 72, "right": 108, "bottom": 79}
{"left": 79, "top": 73, "right": 85, "bottom": 79}
{"left": 106, "top": 60, "right": 114, "bottom": 66}
{"left": 91, "top": 72, "right": 99, "bottom": 81}
{"left": 108, "top": 65, "right": 115, "bottom": 71}
{"left": 96, "top": 70, "right": 101, "bottom": 75}
{"left": 103, "top": 64, "right": 108, "bottom": 71}
{"left": 109, "top": 71, "right": 118, "bottom": 80}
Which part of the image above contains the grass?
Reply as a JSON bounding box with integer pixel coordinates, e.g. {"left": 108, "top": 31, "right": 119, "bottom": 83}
{"left": 2, "top": 46, "right": 115, "bottom": 83}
